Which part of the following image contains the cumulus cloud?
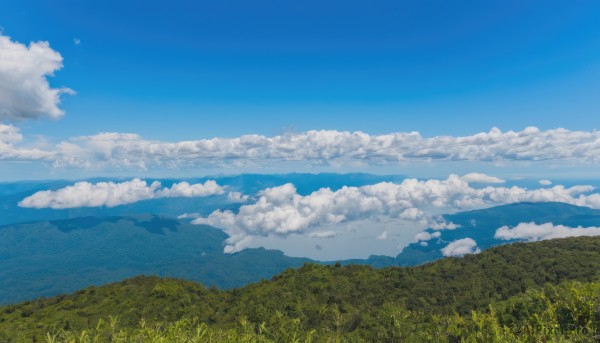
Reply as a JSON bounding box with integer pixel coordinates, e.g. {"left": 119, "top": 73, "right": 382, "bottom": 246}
{"left": 460, "top": 173, "right": 505, "bottom": 184}
{"left": 539, "top": 180, "right": 552, "bottom": 186}
{"left": 0, "top": 124, "right": 53, "bottom": 161}
{"left": 22, "top": 127, "right": 600, "bottom": 169}
{"left": 494, "top": 222, "right": 600, "bottom": 242}
{"left": 0, "top": 34, "right": 73, "bottom": 121}
{"left": 19, "top": 179, "right": 224, "bottom": 209}
{"left": 441, "top": 238, "right": 481, "bottom": 257}
{"left": 413, "top": 231, "right": 441, "bottom": 243}
{"left": 193, "top": 173, "right": 600, "bottom": 253}
{"left": 155, "top": 180, "right": 223, "bottom": 198}
{"left": 227, "top": 191, "right": 249, "bottom": 202}
{"left": 6, "top": 127, "right": 600, "bottom": 169}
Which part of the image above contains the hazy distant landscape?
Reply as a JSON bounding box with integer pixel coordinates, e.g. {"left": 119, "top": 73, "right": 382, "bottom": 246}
{"left": 1, "top": 1, "right": 600, "bottom": 341}
{"left": 3, "top": 177, "right": 600, "bottom": 305}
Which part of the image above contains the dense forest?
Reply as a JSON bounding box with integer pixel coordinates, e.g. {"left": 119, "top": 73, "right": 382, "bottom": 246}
{"left": 1, "top": 236, "right": 599, "bottom": 342}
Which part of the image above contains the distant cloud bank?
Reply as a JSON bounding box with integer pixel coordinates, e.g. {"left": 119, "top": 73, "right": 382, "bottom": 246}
{"left": 4, "top": 126, "right": 600, "bottom": 169}
{"left": 192, "top": 173, "right": 600, "bottom": 253}
{"left": 17, "top": 173, "right": 600, "bottom": 253}
{"left": 19, "top": 179, "right": 225, "bottom": 209}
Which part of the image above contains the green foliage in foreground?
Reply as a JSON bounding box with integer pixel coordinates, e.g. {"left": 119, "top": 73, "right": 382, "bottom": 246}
{"left": 0, "top": 236, "right": 599, "bottom": 341}
{"left": 42, "top": 281, "right": 600, "bottom": 342}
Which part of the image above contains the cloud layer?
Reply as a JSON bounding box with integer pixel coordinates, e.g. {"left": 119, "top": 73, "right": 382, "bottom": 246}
{"left": 494, "top": 222, "right": 600, "bottom": 242}
{"left": 441, "top": 238, "right": 480, "bottom": 257}
{"left": 4, "top": 127, "right": 600, "bottom": 170}
{"left": 19, "top": 179, "right": 224, "bottom": 209}
{"left": 51, "top": 127, "right": 600, "bottom": 169}
{"left": 0, "top": 34, "right": 73, "bottom": 121}
{"left": 193, "top": 174, "right": 600, "bottom": 252}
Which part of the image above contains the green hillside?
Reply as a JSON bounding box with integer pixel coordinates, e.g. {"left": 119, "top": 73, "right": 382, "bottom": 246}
{"left": 1, "top": 236, "right": 599, "bottom": 341}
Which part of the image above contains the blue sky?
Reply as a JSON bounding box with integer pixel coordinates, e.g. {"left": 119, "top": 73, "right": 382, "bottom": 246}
{"left": 0, "top": 1, "right": 599, "bottom": 181}
{"left": 1, "top": 0, "right": 599, "bottom": 141}
{"left": 2, "top": 1, "right": 600, "bottom": 258}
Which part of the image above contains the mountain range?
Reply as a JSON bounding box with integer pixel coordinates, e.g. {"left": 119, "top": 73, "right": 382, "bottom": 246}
{"left": 2, "top": 200, "right": 600, "bottom": 305}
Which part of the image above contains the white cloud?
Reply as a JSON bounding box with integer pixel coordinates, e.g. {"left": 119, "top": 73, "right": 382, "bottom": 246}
{"left": 0, "top": 124, "right": 53, "bottom": 161}
{"left": 414, "top": 231, "right": 441, "bottom": 242}
{"left": 376, "top": 230, "right": 389, "bottom": 240}
{"left": 0, "top": 34, "right": 73, "bottom": 121}
{"left": 227, "top": 191, "right": 249, "bottom": 202}
{"left": 414, "top": 232, "right": 433, "bottom": 242}
{"left": 308, "top": 230, "right": 337, "bottom": 238}
{"left": 5, "top": 127, "right": 600, "bottom": 170}
{"left": 539, "top": 180, "right": 552, "bottom": 186}
{"left": 223, "top": 233, "right": 254, "bottom": 254}
{"left": 193, "top": 173, "right": 600, "bottom": 253}
{"left": 441, "top": 238, "right": 481, "bottom": 257}
{"left": 19, "top": 179, "right": 224, "bottom": 209}
{"left": 0, "top": 123, "right": 21, "bottom": 144}
{"left": 429, "top": 221, "right": 459, "bottom": 230}
{"left": 177, "top": 212, "right": 202, "bottom": 219}
{"left": 155, "top": 180, "right": 224, "bottom": 198}
{"left": 460, "top": 173, "right": 505, "bottom": 184}
{"left": 494, "top": 222, "right": 600, "bottom": 242}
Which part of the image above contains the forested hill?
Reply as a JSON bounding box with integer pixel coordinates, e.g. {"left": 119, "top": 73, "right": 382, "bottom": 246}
{"left": 1, "top": 236, "right": 599, "bottom": 341}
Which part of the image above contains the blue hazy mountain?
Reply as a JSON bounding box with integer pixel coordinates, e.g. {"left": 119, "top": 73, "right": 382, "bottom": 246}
{"left": 395, "top": 202, "right": 600, "bottom": 266}
{"left": 2, "top": 201, "right": 600, "bottom": 305}
{"left": 0, "top": 215, "right": 311, "bottom": 305}
{"left": 0, "top": 173, "right": 406, "bottom": 226}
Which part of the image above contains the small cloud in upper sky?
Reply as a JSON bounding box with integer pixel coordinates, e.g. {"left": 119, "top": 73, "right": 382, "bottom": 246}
{"left": 0, "top": 33, "right": 74, "bottom": 121}
{"left": 309, "top": 230, "right": 336, "bottom": 239}
{"left": 73, "top": 38, "right": 81, "bottom": 46}
{"left": 539, "top": 179, "right": 552, "bottom": 186}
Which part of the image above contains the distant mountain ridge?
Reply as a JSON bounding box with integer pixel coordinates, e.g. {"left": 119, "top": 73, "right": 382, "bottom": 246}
{"left": 2, "top": 201, "right": 600, "bottom": 305}
{"left": 0, "top": 214, "right": 311, "bottom": 305}
{"left": 395, "top": 202, "right": 600, "bottom": 265}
